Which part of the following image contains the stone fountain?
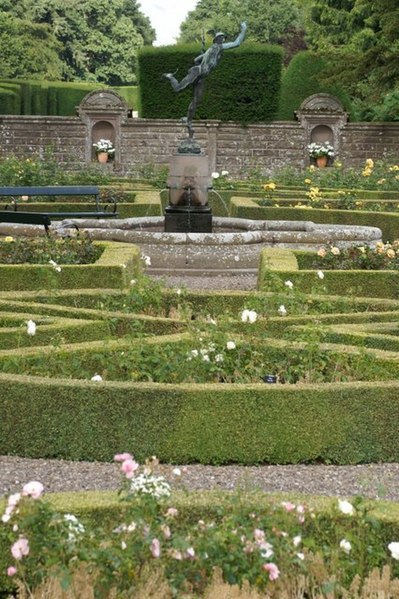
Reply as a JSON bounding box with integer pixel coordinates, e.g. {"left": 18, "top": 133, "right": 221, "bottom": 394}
{"left": 0, "top": 21, "right": 384, "bottom": 275}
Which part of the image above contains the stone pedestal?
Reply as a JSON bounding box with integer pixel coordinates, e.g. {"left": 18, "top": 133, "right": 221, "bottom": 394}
{"left": 165, "top": 151, "right": 212, "bottom": 233}
{"left": 165, "top": 205, "right": 212, "bottom": 233}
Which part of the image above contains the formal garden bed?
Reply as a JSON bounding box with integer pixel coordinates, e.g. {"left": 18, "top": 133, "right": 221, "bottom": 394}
{"left": 1, "top": 156, "right": 399, "bottom": 597}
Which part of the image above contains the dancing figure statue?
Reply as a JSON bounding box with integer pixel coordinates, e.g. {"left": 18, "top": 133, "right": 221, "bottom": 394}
{"left": 163, "top": 22, "right": 247, "bottom": 140}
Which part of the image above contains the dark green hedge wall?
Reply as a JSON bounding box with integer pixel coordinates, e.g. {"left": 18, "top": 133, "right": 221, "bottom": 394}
{"left": 277, "top": 51, "right": 354, "bottom": 121}
{"left": 0, "top": 84, "right": 21, "bottom": 114}
{"left": 0, "top": 80, "right": 137, "bottom": 116}
{"left": 138, "top": 43, "right": 282, "bottom": 122}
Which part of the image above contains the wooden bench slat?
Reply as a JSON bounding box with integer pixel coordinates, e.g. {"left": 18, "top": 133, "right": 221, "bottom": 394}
{"left": 0, "top": 186, "right": 118, "bottom": 234}
{"left": 0, "top": 186, "right": 100, "bottom": 196}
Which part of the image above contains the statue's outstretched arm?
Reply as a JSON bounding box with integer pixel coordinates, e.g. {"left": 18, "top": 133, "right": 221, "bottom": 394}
{"left": 222, "top": 21, "right": 247, "bottom": 50}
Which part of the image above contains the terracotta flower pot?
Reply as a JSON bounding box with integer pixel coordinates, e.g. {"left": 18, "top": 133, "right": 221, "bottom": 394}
{"left": 316, "top": 155, "right": 328, "bottom": 168}
{"left": 97, "top": 152, "right": 109, "bottom": 164}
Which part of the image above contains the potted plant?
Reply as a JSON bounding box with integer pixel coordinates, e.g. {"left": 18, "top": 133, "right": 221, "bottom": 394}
{"left": 93, "top": 139, "right": 115, "bottom": 163}
{"left": 307, "top": 141, "right": 335, "bottom": 168}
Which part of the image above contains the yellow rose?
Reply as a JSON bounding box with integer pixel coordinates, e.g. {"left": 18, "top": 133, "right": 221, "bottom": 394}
{"left": 317, "top": 248, "right": 326, "bottom": 257}
{"left": 330, "top": 247, "right": 340, "bottom": 255}
{"left": 386, "top": 249, "right": 395, "bottom": 258}
{"left": 365, "top": 158, "right": 374, "bottom": 168}
{"left": 4, "top": 236, "right": 14, "bottom": 242}
{"left": 304, "top": 178, "right": 312, "bottom": 184}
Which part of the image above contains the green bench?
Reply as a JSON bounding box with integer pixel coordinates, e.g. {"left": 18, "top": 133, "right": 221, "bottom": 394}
{"left": 0, "top": 185, "right": 118, "bottom": 234}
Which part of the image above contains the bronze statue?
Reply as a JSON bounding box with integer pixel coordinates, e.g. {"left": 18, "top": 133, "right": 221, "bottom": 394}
{"left": 163, "top": 22, "right": 247, "bottom": 140}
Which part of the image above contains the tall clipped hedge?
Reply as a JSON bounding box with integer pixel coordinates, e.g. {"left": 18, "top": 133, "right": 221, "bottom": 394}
{"left": 0, "top": 79, "right": 137, "bottom": 116}
{"left": 278, "top": 51, "right": 354, "bottom": 121}
{"left": 0, "top": 84, "right": 21, "bottom": 114}
{"left": 138, "top": 43, "right": 282, "bottom": 123}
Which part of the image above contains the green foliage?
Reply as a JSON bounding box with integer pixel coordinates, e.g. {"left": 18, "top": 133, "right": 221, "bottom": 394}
{"left": 0, "top": 85, "right": 20, "bottom": 115}
{"left": 0, "top": 236, "right": 102, "bottom": 265}
{"left": 311, "top": 242, "right": 399, "bottom": 271}
{"left": 303, "top": 0, "right": 399, "bottom": 120}
{"left": 2, "top": 480, "right": 398, "bottom": 598}
{"left": 278, "top": 50, "right": 354, "bottom": 120}
{"left": 0, "top": 243, "right": 140, "bottom": 291}
{"left": 0, "top": 12, "right": 62, "bottom": 80}
{"left": 0, "top": 0, "right": 155, "bottom": 84}
{"left": 0, "top": 151, "right": 113, "bottom": 185}
{"left": 139, "top": 43, "right": 282, "bottom": 122}
{"left": 178, "top": 0, "right": 306, "bottom": 63}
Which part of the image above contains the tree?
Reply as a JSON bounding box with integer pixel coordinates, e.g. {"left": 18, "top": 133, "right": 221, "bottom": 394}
{"left": 301, "top": 0, "right": 399, "bottom": 118}
{"left": 178, "top": 0, "right": 306, "bottom": 60}
{"left": 0, "top": 0, "right": 156, "bottom": 84}
{"left": 0, "top": 12, "right": 63, "bottom": 80}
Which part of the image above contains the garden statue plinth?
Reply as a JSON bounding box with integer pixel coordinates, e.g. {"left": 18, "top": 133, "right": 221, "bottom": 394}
{"left": 165, "top": 150, "right": 212, "bottom": 233}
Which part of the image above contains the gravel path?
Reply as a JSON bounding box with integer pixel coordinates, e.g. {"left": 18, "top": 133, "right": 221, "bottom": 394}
{"left": 1, "top": 456, "right": 399, "bottom": 501}
{"left": 1, "top": 274, "right": 398, "bottom": 503}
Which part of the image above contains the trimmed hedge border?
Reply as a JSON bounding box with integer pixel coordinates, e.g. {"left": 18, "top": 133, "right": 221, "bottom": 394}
{"left": 1, "top": 373, "right": 399, "bottom": 465}
{"left": 230, "top": 197, "right": 399, "bottom": 243}
{"left": 0, "top": 242, "right": 141, "bottom": 290}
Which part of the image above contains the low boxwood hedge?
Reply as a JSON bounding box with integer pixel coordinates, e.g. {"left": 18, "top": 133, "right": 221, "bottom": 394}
{"left": 0, "top": 242, "right": 141, "bottom": 291}
{"left": 1, "top": 373, "right": 399, "bottom": 465}
{"left": 230, "top": 198, "right": 399, "bottom": 243}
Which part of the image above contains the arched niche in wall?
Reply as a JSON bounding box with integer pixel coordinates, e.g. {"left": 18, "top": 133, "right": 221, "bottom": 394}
{"left": 78, "top": 90, "right": 129, "bottom": 169}
{"left": 91, "top": 120, "right": 115, "bottom": 160}
{"left": 295, "top": 93, "right": 348, "bottom": 167}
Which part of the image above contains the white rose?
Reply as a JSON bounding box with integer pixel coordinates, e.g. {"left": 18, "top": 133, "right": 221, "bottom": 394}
{"left": 388, "top": 542, "right": 399, "bottom": 560}
{"left": 339, "top": 539, "right": 352, "bottom": 554}
{"left": 338, "top": 500, "right": 354, "bottom": 515}
{"left": 27, "top": 320, "right": 36, "bottom": 336}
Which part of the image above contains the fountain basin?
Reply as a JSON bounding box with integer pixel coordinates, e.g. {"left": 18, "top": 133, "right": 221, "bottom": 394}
{"left": 51, "top": 216, "right": 382, "bottom": 275}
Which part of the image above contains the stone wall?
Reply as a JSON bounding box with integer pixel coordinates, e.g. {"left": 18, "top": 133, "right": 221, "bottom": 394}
{"left": 0, "top": 112, "right": 398, "bottom": 178}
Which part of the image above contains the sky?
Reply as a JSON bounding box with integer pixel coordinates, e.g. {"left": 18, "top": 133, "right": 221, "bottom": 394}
{"left": 140, "top": 0, "right": 199, "bottom": 46}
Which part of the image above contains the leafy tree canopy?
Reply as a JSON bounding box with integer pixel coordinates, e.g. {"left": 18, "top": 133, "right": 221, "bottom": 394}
{"left": 178, "top": 0, "right": 306, "bottom": 60}
{"left": 301, "top": 0, "right": 399, "bottom": 118}
{"left": 0, "top": 0, "right": 155, "bottom": 84}
{"left": 0, "top": 12, "right": 63, "bottom": 80}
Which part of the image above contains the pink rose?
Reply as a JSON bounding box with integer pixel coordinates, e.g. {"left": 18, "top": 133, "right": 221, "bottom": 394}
{"left": 121, "top": 459, "right": 139, "bottom": 478}
{"left": 8, "top": 493, "right": 21, "bottom": 507}
{"left": 11, "top": 538, "right": 29, "bottom": 560}
{"left": 281, "top": 501, "right": 296, "bottom": 512}
{"left": 150, "top": 538, "right": 161, "bottom": 558}
{"left": 114, "top": 453, "right": 133, "bottom": 462}
{"left": 263, "top": 562, "right": 280, "bottom": 581}
{"left": 254, "top": 528, "right": 265, "bottom": 541}
{"left": 22, "top": 481, "right": 44, "bottom": 499}
{"left": 7, "top": 566, "right": 17, "bottom": 577}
